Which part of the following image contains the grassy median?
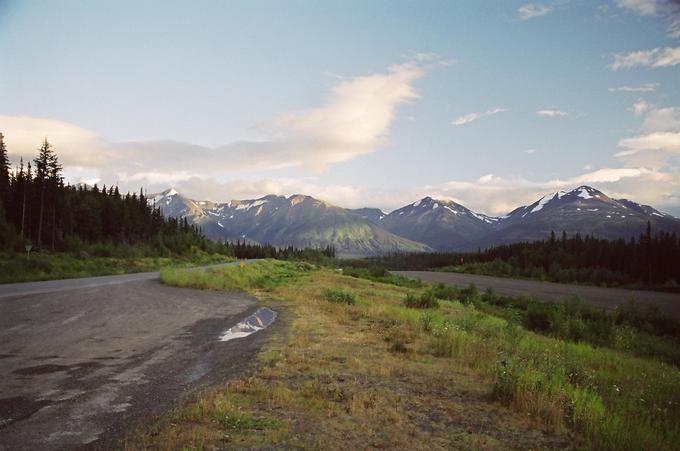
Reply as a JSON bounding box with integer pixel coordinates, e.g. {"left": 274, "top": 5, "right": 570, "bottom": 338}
{"left": 129, "top": 260, "right": 680, "bottom": 450}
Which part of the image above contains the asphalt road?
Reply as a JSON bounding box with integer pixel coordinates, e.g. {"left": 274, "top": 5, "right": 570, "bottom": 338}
{"left": 0, "top": 264, "right": 273, "bottom": 450}
{"left": 394, "top": 271, "right": 680, "bottom": 321}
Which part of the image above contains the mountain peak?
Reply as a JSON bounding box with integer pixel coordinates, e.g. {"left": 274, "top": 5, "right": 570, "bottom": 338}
{"left": 567, "top": 185, "right": 605, "bottom": 200}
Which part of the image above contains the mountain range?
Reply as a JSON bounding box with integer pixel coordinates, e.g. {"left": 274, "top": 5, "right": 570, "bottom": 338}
{"left": 150, "top": 186, "right": 680, "bottom": 256}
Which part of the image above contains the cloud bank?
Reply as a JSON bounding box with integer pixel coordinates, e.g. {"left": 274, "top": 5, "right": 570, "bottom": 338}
{"left": 1, "top": 60, "right": 425, "bottom": 183}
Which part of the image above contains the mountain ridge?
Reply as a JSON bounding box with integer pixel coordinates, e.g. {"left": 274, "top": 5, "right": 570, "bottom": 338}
{"left": 150, "top": 186, "right": 680, "bottom": 255}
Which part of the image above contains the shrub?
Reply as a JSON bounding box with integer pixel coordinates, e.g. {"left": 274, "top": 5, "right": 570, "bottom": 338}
{"left": 323, "top": 288, "right": 357, "bottom": 305}
{"left": 525, "top": 303, "right": 557, "bottom": 332}
{"left": 404, "top": 291, "right": 439, "bottom": 309}
{"left": 429, "top": 283, "right": 459, "bottom": 301}
{"left": 459, "top": 283, "right": 479, "bottom": 304}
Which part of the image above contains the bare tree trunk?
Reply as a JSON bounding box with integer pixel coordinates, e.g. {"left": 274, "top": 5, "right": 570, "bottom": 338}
{"left": 37, "top": 186, "right": 45, "bottom": 248}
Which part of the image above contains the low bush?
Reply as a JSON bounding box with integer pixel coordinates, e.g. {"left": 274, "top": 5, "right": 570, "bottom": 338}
{"left": 323, "top": 288, "right": 357, "bottom": 305}
{"left": 404, "top": 291, "right": 439, "bottom": 309}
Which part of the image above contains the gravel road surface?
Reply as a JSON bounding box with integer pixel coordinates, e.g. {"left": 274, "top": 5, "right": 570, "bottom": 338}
{"left": 0, "top": 265, "right": 271, "bottom": 450}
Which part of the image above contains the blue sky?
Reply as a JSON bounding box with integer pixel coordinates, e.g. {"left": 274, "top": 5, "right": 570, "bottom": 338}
{"left": 1, "top": 0, "right": 679, "bottom": 214}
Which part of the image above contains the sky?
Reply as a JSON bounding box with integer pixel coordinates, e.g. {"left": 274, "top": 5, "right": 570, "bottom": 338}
{"left": 1, "top": 0, "right": 679, "bottom": 215}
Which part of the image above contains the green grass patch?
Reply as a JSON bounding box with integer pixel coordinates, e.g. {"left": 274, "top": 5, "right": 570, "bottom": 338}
{"left": 214, "top": 413, "right": 281, "bottom": 431}
{"left": 160, "top": 259, "right": 315, "bottom": 292}
{"left": 322, "top": 288, "right": 357, "bottom": 305}
{"left": 404, "top": 291, "right": 439, "bottom": 309}
{"left": 338, "top": 264, "right": 423, "bottom": 288}
{"left": 0, "top": 247, "right": 234, "bottom": 284}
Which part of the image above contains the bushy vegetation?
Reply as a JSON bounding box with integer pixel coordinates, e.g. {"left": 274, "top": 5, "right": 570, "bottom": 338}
{"left": 142, "top": 265, "right": 680, "bottom": 450}
{"left": 322, "top": 288, "right": 357, "bottom": 305}
{"left": 336, "top": 261, "right": 422, "bottom": 288}
{"left": 420, "top": 283, "right": 680, "bottom": 366}
{"left": 354, "top": 228, "right": 680, "bottom": 290}
{"left": 404, "top": 291, "right": 439, "bottom": 309}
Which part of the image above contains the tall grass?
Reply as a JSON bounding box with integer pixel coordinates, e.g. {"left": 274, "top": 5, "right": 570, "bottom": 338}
{"left": 387, "top": 288, "right": 680, "bottom": 450}
{"left": 160, "top": 259, "right": 315, "bottom": 292}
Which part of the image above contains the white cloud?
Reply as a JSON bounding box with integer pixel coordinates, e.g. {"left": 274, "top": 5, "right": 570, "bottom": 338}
{"left": 611, "top": 47, "right": 680, "bottom": 69}
{"left": 615, "top": 0, "right": 659, "bottom": 15}
{"left": 0, "top": 59, "right": 428, "bottom": 180}
{"left": 518, "top": 3, "right": 553, "bottom": 20}
{"left": 536, "top": 108, "right": 568, "bottom": 118}
{"left": 617, "top": 132, "right": 680, "bottom": 156}
{"left": 452, "top": 107, "right": 508, "bottom": 126}
{"left": 524, "top": 148, "right": 537, "bottom": 154}
{"left": 641, "top": 106, "right": 680, "bottom": 132}
{"left": 608, "top": 83, "right": 659, "bottom": 92}
{"left": 614, "top": 0, "right": 680, "bottom": 37}
{"left": 633, "top": 98, "right": 650, "bottom": 116}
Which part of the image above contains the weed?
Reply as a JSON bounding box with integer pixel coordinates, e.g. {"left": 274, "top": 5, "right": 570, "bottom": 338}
{"left": 404, "top": 291, "right": 439, "bottom": 309}
{"left": 322, "top": 288, "right": 357, "bottom": 305}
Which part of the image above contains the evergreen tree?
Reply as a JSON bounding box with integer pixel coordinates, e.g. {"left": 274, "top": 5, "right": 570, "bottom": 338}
{"left": 0, "top": 132, "right": 9, "bottom": 207}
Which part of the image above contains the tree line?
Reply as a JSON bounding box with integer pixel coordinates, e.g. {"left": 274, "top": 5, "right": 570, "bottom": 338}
{"left": 0, "top": 133, "right": 213, "bottom": 254}
{"left": 355, "top": 228, "right": 680, "bottom": 288}
{"left": 0, "top": 133, "right": 335, "bottom": 261}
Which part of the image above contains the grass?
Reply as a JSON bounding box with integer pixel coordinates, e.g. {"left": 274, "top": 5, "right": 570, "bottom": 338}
{"left": 160, "top": 259, "right": 315, "bottom": 292}
{"left": 128, "top": 261, "right": 680, "bottom": 450}
{"left": 322, "top": 287, "right": 357, "bottom": 305}
{"left": 404, "top": 291, "right": 439, "bottom": 309}
{"left": 338, "top": 264, "right": 423, "bottom": 288}
{"left": 0, "top": 247, "right": 235, "bottom": 284}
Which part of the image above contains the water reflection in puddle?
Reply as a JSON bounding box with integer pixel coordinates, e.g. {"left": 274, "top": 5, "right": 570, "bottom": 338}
{"left": 219, "top": 307, "right": 277, "bottom": 342}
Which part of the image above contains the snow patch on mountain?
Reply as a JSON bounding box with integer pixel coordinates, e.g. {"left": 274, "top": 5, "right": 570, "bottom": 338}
{"left": 576, "top": 187, "right": 593, "bottom": 199}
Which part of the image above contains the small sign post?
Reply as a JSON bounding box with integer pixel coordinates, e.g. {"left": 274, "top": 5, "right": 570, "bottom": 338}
{"left": 25, "top": 244, "right": 33, "bottom": 260}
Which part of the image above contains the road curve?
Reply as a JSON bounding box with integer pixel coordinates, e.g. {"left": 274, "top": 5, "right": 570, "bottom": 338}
{"left": 0, "top": 262, "right": 272, "bottom": 450}
{"left": 393, "top": 271, "right": 680, "bottom": 321}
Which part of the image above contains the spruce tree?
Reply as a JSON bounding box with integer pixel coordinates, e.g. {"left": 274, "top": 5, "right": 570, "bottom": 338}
{"left": 0, "top": 132, "right": 9, "bottom": 206}
{"left": 33, "top": 139, "right": 61, "bottom": 247}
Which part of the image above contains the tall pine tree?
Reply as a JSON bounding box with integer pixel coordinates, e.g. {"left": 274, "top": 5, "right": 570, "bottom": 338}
{"left": 33, "top": 139, "right": 62, "bottom": 247}
{"left": 0, "top": 132, "right": 9, "bottom": 207}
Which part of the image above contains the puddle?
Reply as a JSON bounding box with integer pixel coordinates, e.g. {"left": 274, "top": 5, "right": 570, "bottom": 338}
{"left": 219, "top": 307, "right": 277, "bottom": 342}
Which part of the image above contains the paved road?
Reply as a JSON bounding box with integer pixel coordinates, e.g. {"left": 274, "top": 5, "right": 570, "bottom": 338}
{"left": 394, "top": 271, "right": 680, "bottom": 320}
{"left": 0, "top": 263, "right": 273, "bottom": 450}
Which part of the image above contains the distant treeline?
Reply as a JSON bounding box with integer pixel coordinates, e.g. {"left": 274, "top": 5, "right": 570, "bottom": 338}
{"left": 0, "top": 133, "right": 335, "bottom": 261}
{"left": 352, "top": 229, "right": 680, "bottom": 288}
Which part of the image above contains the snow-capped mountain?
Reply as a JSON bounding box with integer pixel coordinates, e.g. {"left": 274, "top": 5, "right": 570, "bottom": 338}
{"left": 479, "top": 185, "right": 680, "bottom": 247}
{"left": 149, "top": 189, "right": 431, "bottom": 256}
{"left": 150, "top": 186, "right": 680, "bottom": 254}
{"left": 379, "top": 196, "right": 499, "bottom": 251}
